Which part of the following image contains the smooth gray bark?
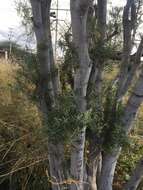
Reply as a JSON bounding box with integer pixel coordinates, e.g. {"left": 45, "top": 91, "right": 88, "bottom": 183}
{"left": 99, "top": 150, "right": 121, "bottom": 190}
{"left": 98, "top": 0, "right": 143, "bottom": 189}
{"left": 86, "top": 131, "right": 101, "bottom": 190}
{"left": 30, "top": 0, "right": 56, "bottom": 111}
{"left": 30, "top": 1, "right": 143, "bottom": 190}
{"left": 117, "top": 0, "right": 137, "bottom": 99}
{"left": 87, "top": 151, "right": 102, "bottom": 190}
{"left": 48, "top": 144, "right": 65, "bottom": 190}
{"left": 30, "top": 1, "right": 63, "bottom": 190}
{"left": 99, "top": 65, "right": 143, "bottom": 190}
{"left": 70, "top": 0, "right": 92, "bottom": 189}
{"left": 87, "top": 1, "right": 107, "bottom": 189}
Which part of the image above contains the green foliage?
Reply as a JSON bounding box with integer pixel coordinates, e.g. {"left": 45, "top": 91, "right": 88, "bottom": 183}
{"left": 15, "top": 52, "right": 39, "bottom": 100}
{"left": 59, "top": 29, "right": 78, "bottom": 92}
{"left": 86, "top": 92, "right": 105, "bottom": 139}
{"left": 44, "top": 94, "right": 91, "bottom": 143}
{"left": 88, "top": 6, "right": 123, "bottom": 62}
{"left": 58, "top": 7, "right": 123, "bottom": 94}
{"left": 115, "top": 138, "right": 143, "bottom": 189}
{"left": 107, "top": 6, "right": 123, "bottom": 50}
{"left": 101, "top": 84, "right": 127, "bottom": 152}
{"left": 87, "top": 82, "right": 128, "bottom": 152}
{"left": 0, "top": 58, "right": 141, "bottom": 189}
{"left": 2, "top": 2, "right": 143, "bottom": 189}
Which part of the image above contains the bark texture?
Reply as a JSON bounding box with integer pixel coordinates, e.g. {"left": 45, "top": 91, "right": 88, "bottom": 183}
{"left": 30, "top": 0, "right": 143, "bottom": 190}
{"left": 70, "top": 0, "right": 92, "bottom": 189}
{"left": 117, "top": 0, "right": 137, "bottom": 99}
{"left": 30, "top": 1, "right": 63, "bottom": 190}
{"left": 99, "top": 63, "right": 143, "bottom": 190}
{"left": 87, "top": 1, "right": 107, "bottom": 189}
{"left": 86, "top": 129, "right": 102, "bottom": 190}
{"left": 124, "top": 157, "right": 143, "bottom": 190}
{"left": 98, "top": 0, "right": 143, "bottom": 189}
{"left": 99, "top": 150, "right": 121, "bottom": 190}
{"left": 99, "top": 64, "right": 143, "bottom": 190}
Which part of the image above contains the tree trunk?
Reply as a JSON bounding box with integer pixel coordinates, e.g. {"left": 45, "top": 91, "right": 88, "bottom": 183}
{"left": 70, "top": 1, "right": 92, "bottom": 189}
{"left": 87, "top": 153, "right": 101, "bottom": 190}
{"left": 124, "top": 157, "right": 143, "bottom": 190}
{"left": 48, "top": 144, "right": 65, "bottom": 190}
{"left": 87, "top": 1, "right": 107, "bottom": 189}
{"left": 117, "top": 0, "right": 136, "bottom": 99}
{"left": 70, "top": 127, "right": 87, "bottom": 190}
{"left": 30, "top": 1, "right": 64, "bottom": 190}
{"left": 99, "top": 65, "right": 143, "bottom": 190}
{"left": 86, "top": 128, "right": 103, "bottom": 190}
{"left": 98, "top": 0, "right": 143, "bottom": 188}
{"left": 99, "top": 150, "right": 121, "bottom": 190}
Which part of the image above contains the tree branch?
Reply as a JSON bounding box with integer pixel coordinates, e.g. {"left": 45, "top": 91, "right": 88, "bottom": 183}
{"left": 116, "top": 0, "right": 137, "bottom": 99}
{"left": 124, "top": 157, "right": 143, "bottom": 190}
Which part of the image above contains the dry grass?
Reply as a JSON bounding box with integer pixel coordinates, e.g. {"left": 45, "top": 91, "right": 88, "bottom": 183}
{"left": 0, "top": 59, "right": 19, "bottom": 104}
{"left": 0, "top": 58, "right": 49, "bottom": 189}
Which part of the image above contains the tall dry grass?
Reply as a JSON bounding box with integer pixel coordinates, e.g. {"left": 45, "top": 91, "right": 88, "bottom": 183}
{"left": 0, "top": 58, "right": 50, "bottom": 190}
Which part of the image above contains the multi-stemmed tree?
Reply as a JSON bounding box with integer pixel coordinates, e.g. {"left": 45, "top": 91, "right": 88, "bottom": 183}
{"left": 28, "top": 0, "right": 143, "bottom": 190}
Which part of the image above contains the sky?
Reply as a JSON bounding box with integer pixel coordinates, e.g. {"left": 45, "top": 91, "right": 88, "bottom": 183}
{"left": 0, "top": 0, "right": 21, "bottom": 39}
{"left": 0, "top": 0, "right": 126, "bottom": 45}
